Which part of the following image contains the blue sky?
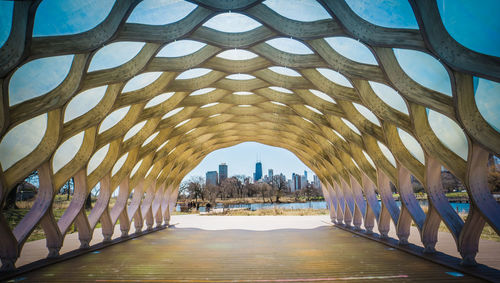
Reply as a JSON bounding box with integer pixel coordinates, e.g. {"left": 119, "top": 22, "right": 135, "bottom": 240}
{"left": 0, "top": 0, "right": 499, "bottom": 177}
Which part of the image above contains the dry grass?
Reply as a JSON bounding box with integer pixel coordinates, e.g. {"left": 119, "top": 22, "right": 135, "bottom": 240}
{"left": 414, "top": 206, "right": 500, "bottom": 242}
{"left": 3, "top": 208, "right": 66, "bottom": 242}
{"left": 206, "top": 208, "right": 329, "bottom": 216}
{"left": 436, "top": 220, "right": 499, "bottom": 242}
{"left": 3, "top": 195, "right": 113, "bottom": 242}
{"left": 480, "top": 224, "right": 500, "bottom": 242}
{"left": 179, "top": 196, "right": 324, "bottom": 205}
{"left": 172, "top": 210, "right": 198, "bottom": 215}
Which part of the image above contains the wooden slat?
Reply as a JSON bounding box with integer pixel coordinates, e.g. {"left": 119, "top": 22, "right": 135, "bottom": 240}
{"left": 13, "top": 225, "right": 483, "bottom": 282}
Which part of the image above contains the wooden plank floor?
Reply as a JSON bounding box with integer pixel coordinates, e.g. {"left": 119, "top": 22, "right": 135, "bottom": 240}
{"left": 7, "top": 225, "right": 483, "bottom": 282}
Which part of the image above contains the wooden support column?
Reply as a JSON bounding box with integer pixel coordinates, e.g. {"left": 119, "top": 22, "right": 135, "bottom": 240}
{"left": 110, "top": 178, "right": 131, "bottom": 237}
{"left": 333, "top": 182, "right": 345, "bottom": 225}
{"left": 349, "top": 175, "right": 366, "bottom": 230}
{"left": 321, "top": 182, "right": 337, "bottom": 223}
{"left": 422, "top": 155, "right": 464, "bottom": 253}
{"left": 376, "top": 170, "right": 399, "bottom": 238}
{"left": 458, "top": 143, "right": 500, "bottom": 265}
{"left": 396, "top": 164, "right": 426, "bottom": 245}
{"left": 141, "top": 182, "right": 156, "bottom": 230}
{"left": 128, "top": 180, "right": 145, "bottom": 233}
{"left": 361, "top": 173, "right": 380, "bottom": 234}
{"left": 88, "top": 174, "right": 113, "bottom": 242}
{"left": 11, "top": 163, "right": 62, "bottom": 258}
{"left": 0, "top": 171, "right": 18, "bottom": 271}
{"left": 341, "top": 179, "right": 355, "bottom": 227}
{"left": 152, "top": 183, "right": 165, "bottom": 227}
{"left": 56, "top": 170, "right": 92, "bottom": 249}
{"left": 161, "top": 185, "right": 172, "bottom": 226}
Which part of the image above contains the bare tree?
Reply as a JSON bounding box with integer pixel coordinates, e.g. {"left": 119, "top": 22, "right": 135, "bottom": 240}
{"left": 178, "top": 181, "right": 189, "bottom": 199}
{"left": 441, "top": 171, "right": 465, "bottom": 193}
{"left": 233, "top": 175, "right": 246, "bottom": 199}
{"left": 220, "top": 177, "right": 239, "bottom": 199}
{"left": 297, "top": 184, "right": 321, "bottom": 201}
{"left": 272, "top": 175, "right": 288, "bottom": 203}
{"left": 204, "top": 184, "right": 218, "bottom": 205}
{"left": 256, "top": 183, "right": 273, "bottom": 203}
{"left": 180, "top": 176, "right": 206, "bottom": 208}
{"left": 245, "top": 183, "right": 257, "bottom": 198}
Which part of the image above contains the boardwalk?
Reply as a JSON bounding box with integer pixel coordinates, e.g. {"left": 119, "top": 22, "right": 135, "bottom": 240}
{"left": 4, "top": 216, "right": 489, "bottom": 282}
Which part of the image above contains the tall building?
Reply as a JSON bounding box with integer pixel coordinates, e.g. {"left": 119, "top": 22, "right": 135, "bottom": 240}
{"left": 300, "top": 175, "right": 307, "bottom": 189}
{"left": 296, "top": 174, "right": 301, "bottom": 191}
{"left": 219, "top": 163, "right": 228, "bottom": 184}
{"left": 254, "top": 161, "right": 263, "bottom": 182}
{"left": 206, "top": 171, "right": 218, "bottom": 186}
{"left": 313, "top": 175, "right": 321, "bottom": 189}
{"left": 279, "top": 173, "right": 286, "bottom": 183}
{"left": 304, "top": 170, "right": 307, "bottom": 181}
{"left": 268, "top": 169, "right": 274, "bottom": 180}
{"left": 292, "top": 173, "right": 301, "bottom": 192}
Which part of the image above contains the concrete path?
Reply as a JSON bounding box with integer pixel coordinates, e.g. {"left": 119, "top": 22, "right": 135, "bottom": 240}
{"left": 171, "top": 214, "right": 332, "bottom": 230}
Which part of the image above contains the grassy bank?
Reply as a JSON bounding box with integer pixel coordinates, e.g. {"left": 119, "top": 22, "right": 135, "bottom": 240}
{"left": 386, "top": 192, "right": 468, "bottom": 200}
{"left": 411, "top": 208, "right": 499, "bottom": 242}
{"left": 205, "top": 208, "right": 330, "bottom": 216}
{"left": 2, "top": 195, "right": 113, "bottom": 242}
{"left": 178, "top": 196, "right": 325, "bottom": 206}
{"left": 428, "top": 219, "right": 499, "bottom": 242}
{"left": 183, "top": 193, "right": 468, "bottom": 205}
{"left": 3, "top": 209, "right": 61, "bottom": 242}
{"left": 478, "top": 224, "right": 499, "bottom": 242}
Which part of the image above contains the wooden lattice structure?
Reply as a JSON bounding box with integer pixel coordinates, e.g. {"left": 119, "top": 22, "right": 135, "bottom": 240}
{"left": 0, "top": 0, "right": 499, "bottom": 271}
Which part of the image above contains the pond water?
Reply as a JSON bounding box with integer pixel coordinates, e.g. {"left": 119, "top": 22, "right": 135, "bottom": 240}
{"left": 177, "top": 200, "right": 470, "bottom": 214}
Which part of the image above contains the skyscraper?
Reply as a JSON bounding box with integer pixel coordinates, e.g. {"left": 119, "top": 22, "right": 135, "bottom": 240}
{"left": 300, "top": 175, "right": 307, "bottom": 189}
{"left": 254, "top": 161, "right": 263, "bottom": 182}
{"left": 206, "top": 171, "right": 218, "bottom": 186}
{"left": 219, "top": 163, "right": 228, "bottom": 184}
{"left": 304, "top": 170, "right": 307, "bottom": 181}
{"left": 292, "top": 173, "right": 301, "bottom": 192}
{"left": 313, "top": 175, "right": 321, "bottom": 189}
{"left": 268, "top": 169, "right": 274, "bottom": 180}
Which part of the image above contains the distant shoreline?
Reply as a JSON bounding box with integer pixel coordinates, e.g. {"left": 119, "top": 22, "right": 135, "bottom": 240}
{"left": 177, "top": 196, "right": 325, "bottom": 206}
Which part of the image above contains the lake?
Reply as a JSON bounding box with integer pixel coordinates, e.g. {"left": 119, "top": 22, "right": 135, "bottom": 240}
{"left": 177, "top": 200, "right": 470, "bottom": 214}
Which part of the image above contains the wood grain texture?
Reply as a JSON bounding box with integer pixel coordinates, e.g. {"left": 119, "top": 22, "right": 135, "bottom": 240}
{"left": 10, "top": 226, "right": 485, "bottom": 282}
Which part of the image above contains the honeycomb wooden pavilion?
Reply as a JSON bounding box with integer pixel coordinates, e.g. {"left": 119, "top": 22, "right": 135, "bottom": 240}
{"left": 0, "top": 0, "right": 499, "bottom": 274}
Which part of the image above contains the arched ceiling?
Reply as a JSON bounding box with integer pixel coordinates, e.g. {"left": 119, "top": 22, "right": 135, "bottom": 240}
{"left": 0, "top": 0, "right": 499, "bottom": 194}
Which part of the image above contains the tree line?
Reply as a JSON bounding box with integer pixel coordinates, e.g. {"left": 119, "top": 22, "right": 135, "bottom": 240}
{"left": 178, "top": 175, "right": 322, "bottom": 206}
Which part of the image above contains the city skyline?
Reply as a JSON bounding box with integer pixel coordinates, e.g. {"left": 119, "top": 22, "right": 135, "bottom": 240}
{"left": 204, "top": 160, "right": 319, "bottom": 192}
{"left": 182, "top": 142, "right": 313, "bottom": 183}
